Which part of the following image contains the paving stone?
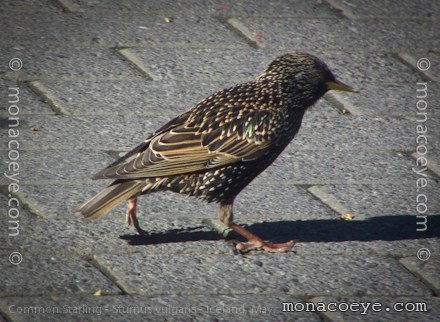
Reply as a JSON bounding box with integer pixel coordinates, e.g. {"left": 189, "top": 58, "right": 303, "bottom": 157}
{"left": 95, "top": 253, "right": 431, "bottom": 296}
{"left": 399, "top": 51, "right": 440, "bottom": 82}
{"left": 122, "top": 46, "right": 264, "bottom": 82}
{"left": 324, "top": 50, "right": 440, "bottom": 116}
{"left": 328, "top": 0, "right": 440, "bottom": 18}
{"left": 0, "top": 254, "right": 120, "bottom": 297}
{"left": 341, "top": 19, "right": 440, "bottom": 51}
{"left": 308, "top": 184, "right": 440, "bottom": 219}
{"left": 0, "top": 0, "right": 62, "bottom": 13}
{"left": 0, "top": 294, "right": 321, "bottom": 322}
{"left": 236, "top": 17, "right": 440, "bottom": 52}
{"left": 256, "top": 150, "right": 422, "bottom": 184}
{"left": 0, "top": 202, "right": 233, "bottom": 257}
{"left": 310, "top": 296, "right": 440, "bottom": 322}
{"left": 36, "top": 79, "right": 228, "bottom": 116}
{"left": 0, "top": 13, "right": 244, "bottom": 47}
{"left": 234, "top": 18, "right": 360, "bottom": 52}
{"left": 0, "top": 80, "right": 54, "bottom": 115}
{"left": 419, "top": 149, "right": 440, "bottom": 177}
{"left": 69, "top": 0, "right": 338, "bottom": 18}
{"left": 0, "top": 115, "right": 170, "bottom": 151}
{"left": 295, "top": 238, "right": 440, "bottom": 258}
{"left": 335, "top": 81, "right": 440, "bottom": 117}
{"left": 292, "top": 113, "right": 439, "bottom": 151}
{"left": 0, "top": 150, "right": 115, "bottom": 185}
{"left": 400, "top": 256, "right": 440, "bottom": 295}
{"left": 0, "top": 45, "right": 144, "bottom": 81}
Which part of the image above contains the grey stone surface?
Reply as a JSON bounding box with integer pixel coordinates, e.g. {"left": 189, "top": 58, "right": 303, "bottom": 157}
{"left": 35, "top": 79, "right": 229, "bottom": 116}
{"left": 257, "top": 150, "right": 422, "bottom": 184}
{"left": 295, "top": 239, "right": 440, "bottom": 258}
{"left": 122, "top": 46, "right": 264, "bottom": 82}
{"left": 0, "top": 115, "right": 169, "bottom": 151}
{"left": 420, "top": 150, "right": 440, "bottom": 177}
{"left": 0, "top": 13, "right": 244, "bottom": 47}
{"left": 0, "top": 294, "right": 321, "bottom": 322}
{"left": 0, "top": 150, "right": 115, "bottom": 185}
{"left": 308, "top": 184, "right": 440, "bottom": 218}
{"left": 400, "top": 256, "right": 440, "bottom": 295}
{"left": 335, "top": 81, "right": 440, "bottom": 117}
{"left": 95, "top": 253, "right": 431, "bottom": 296}
{"left": 236, "top": 17, "right": 440, "bottom": 51}
{"left": 0, "top": 0, "right": 62, "bottom": 13}
{"left": 290, "top": 113, "right": 439, "bottom": 152}
{"left": 311, "top": 296, "right": 440, "bottom": 322}
{"left": 328, "top": 0, "right": 440, "bottom": 18}
{"left": 0, "top": 80, "right": 54, "bottom": 115}
{"left": 0, "top": 254, "right": 120, "bottom": 297}
{"left": 400, "top": 50, "right": 440, "bottom": 82}
{"left": 0, "top": 203, "right": 233, "bottom": 257}
{"left": 70, "top": 0, "right": 338, "bottom": 18}
{"left": 1, "top": 45, "right": 144, "bottom": 81}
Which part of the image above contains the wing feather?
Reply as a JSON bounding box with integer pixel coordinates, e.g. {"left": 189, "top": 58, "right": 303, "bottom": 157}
{"left": 93, "top": 92, "right": 280, "bottom": 180}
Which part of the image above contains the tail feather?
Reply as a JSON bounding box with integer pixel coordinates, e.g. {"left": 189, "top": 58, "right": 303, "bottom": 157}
{"left": 75, "top": 180, "right": 145, "bottom": 220}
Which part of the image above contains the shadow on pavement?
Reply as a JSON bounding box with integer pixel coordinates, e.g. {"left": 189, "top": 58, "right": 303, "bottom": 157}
{"left": 119, "top": 214, "right": 440, "bottom": 246}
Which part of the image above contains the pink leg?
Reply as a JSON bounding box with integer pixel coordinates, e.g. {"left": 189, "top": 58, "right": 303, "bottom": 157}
{"left": 126, "top": 197, "right": 146, "bottom": 235}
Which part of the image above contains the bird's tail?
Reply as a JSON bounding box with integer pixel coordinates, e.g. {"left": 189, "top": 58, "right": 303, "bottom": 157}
{"left": 75, "top": 180, "right": 145, "bottom": 220}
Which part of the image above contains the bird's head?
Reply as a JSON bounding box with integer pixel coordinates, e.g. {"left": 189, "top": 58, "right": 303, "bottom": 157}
{"left": 258, "top": 52, "right": 357, "bottom": 108}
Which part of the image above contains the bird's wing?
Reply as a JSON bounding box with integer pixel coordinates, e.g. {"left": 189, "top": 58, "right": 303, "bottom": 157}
{"left": 93, "top": 108, "right": 278, "bottom": 179}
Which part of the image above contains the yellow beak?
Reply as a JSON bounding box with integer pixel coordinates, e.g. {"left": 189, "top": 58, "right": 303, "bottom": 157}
{"left": 326, "top": 80, "right": 358, "bottom": 93}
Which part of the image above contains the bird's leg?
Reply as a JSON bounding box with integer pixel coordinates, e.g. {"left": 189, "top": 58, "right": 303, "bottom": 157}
{"left": 218, "top": 202, "right": 294, "bottom": 252}
{"left": 125, "top": 196, "right": 146, "bottom": 235}
{"left": 124, "top": 150, "right": 146, "bottom": 235}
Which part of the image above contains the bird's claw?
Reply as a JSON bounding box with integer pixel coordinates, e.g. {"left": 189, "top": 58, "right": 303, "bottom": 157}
{"left": 234, "top": 239, "right": 295, "bottom": 253}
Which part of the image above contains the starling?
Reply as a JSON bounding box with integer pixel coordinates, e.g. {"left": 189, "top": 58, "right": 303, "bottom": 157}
{"left": 76, "top": 52, "right": 357, "bottom": 252}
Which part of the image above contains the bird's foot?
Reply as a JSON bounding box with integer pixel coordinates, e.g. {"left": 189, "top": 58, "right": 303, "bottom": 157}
{"left": 234, "top": 239, "right": 295, "bottom": 253}
{"left": 125, "top": 197, "right": 146, "bottom": 235}
{"left": 228, "top": 223, "right": 295, "bottom": 253}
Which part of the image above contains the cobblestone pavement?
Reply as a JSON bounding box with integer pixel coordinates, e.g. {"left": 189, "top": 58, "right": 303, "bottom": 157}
{"left": 1, "top": 1, "right": 439, "bottom": 321}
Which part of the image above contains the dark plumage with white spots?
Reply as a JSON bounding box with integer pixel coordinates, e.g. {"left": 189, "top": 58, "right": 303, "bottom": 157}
{"left": 76, "top": 52, "right": 357, "bottom": 252}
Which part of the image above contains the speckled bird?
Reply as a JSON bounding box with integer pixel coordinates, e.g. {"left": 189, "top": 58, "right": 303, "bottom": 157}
{"left": 76, "top": 52, "right": 357, "bottom": 252}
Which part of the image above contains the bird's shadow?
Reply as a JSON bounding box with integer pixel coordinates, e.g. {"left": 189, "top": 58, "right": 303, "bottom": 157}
{"left": 120, "top": 214, "right": 440, "bottom": 246}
